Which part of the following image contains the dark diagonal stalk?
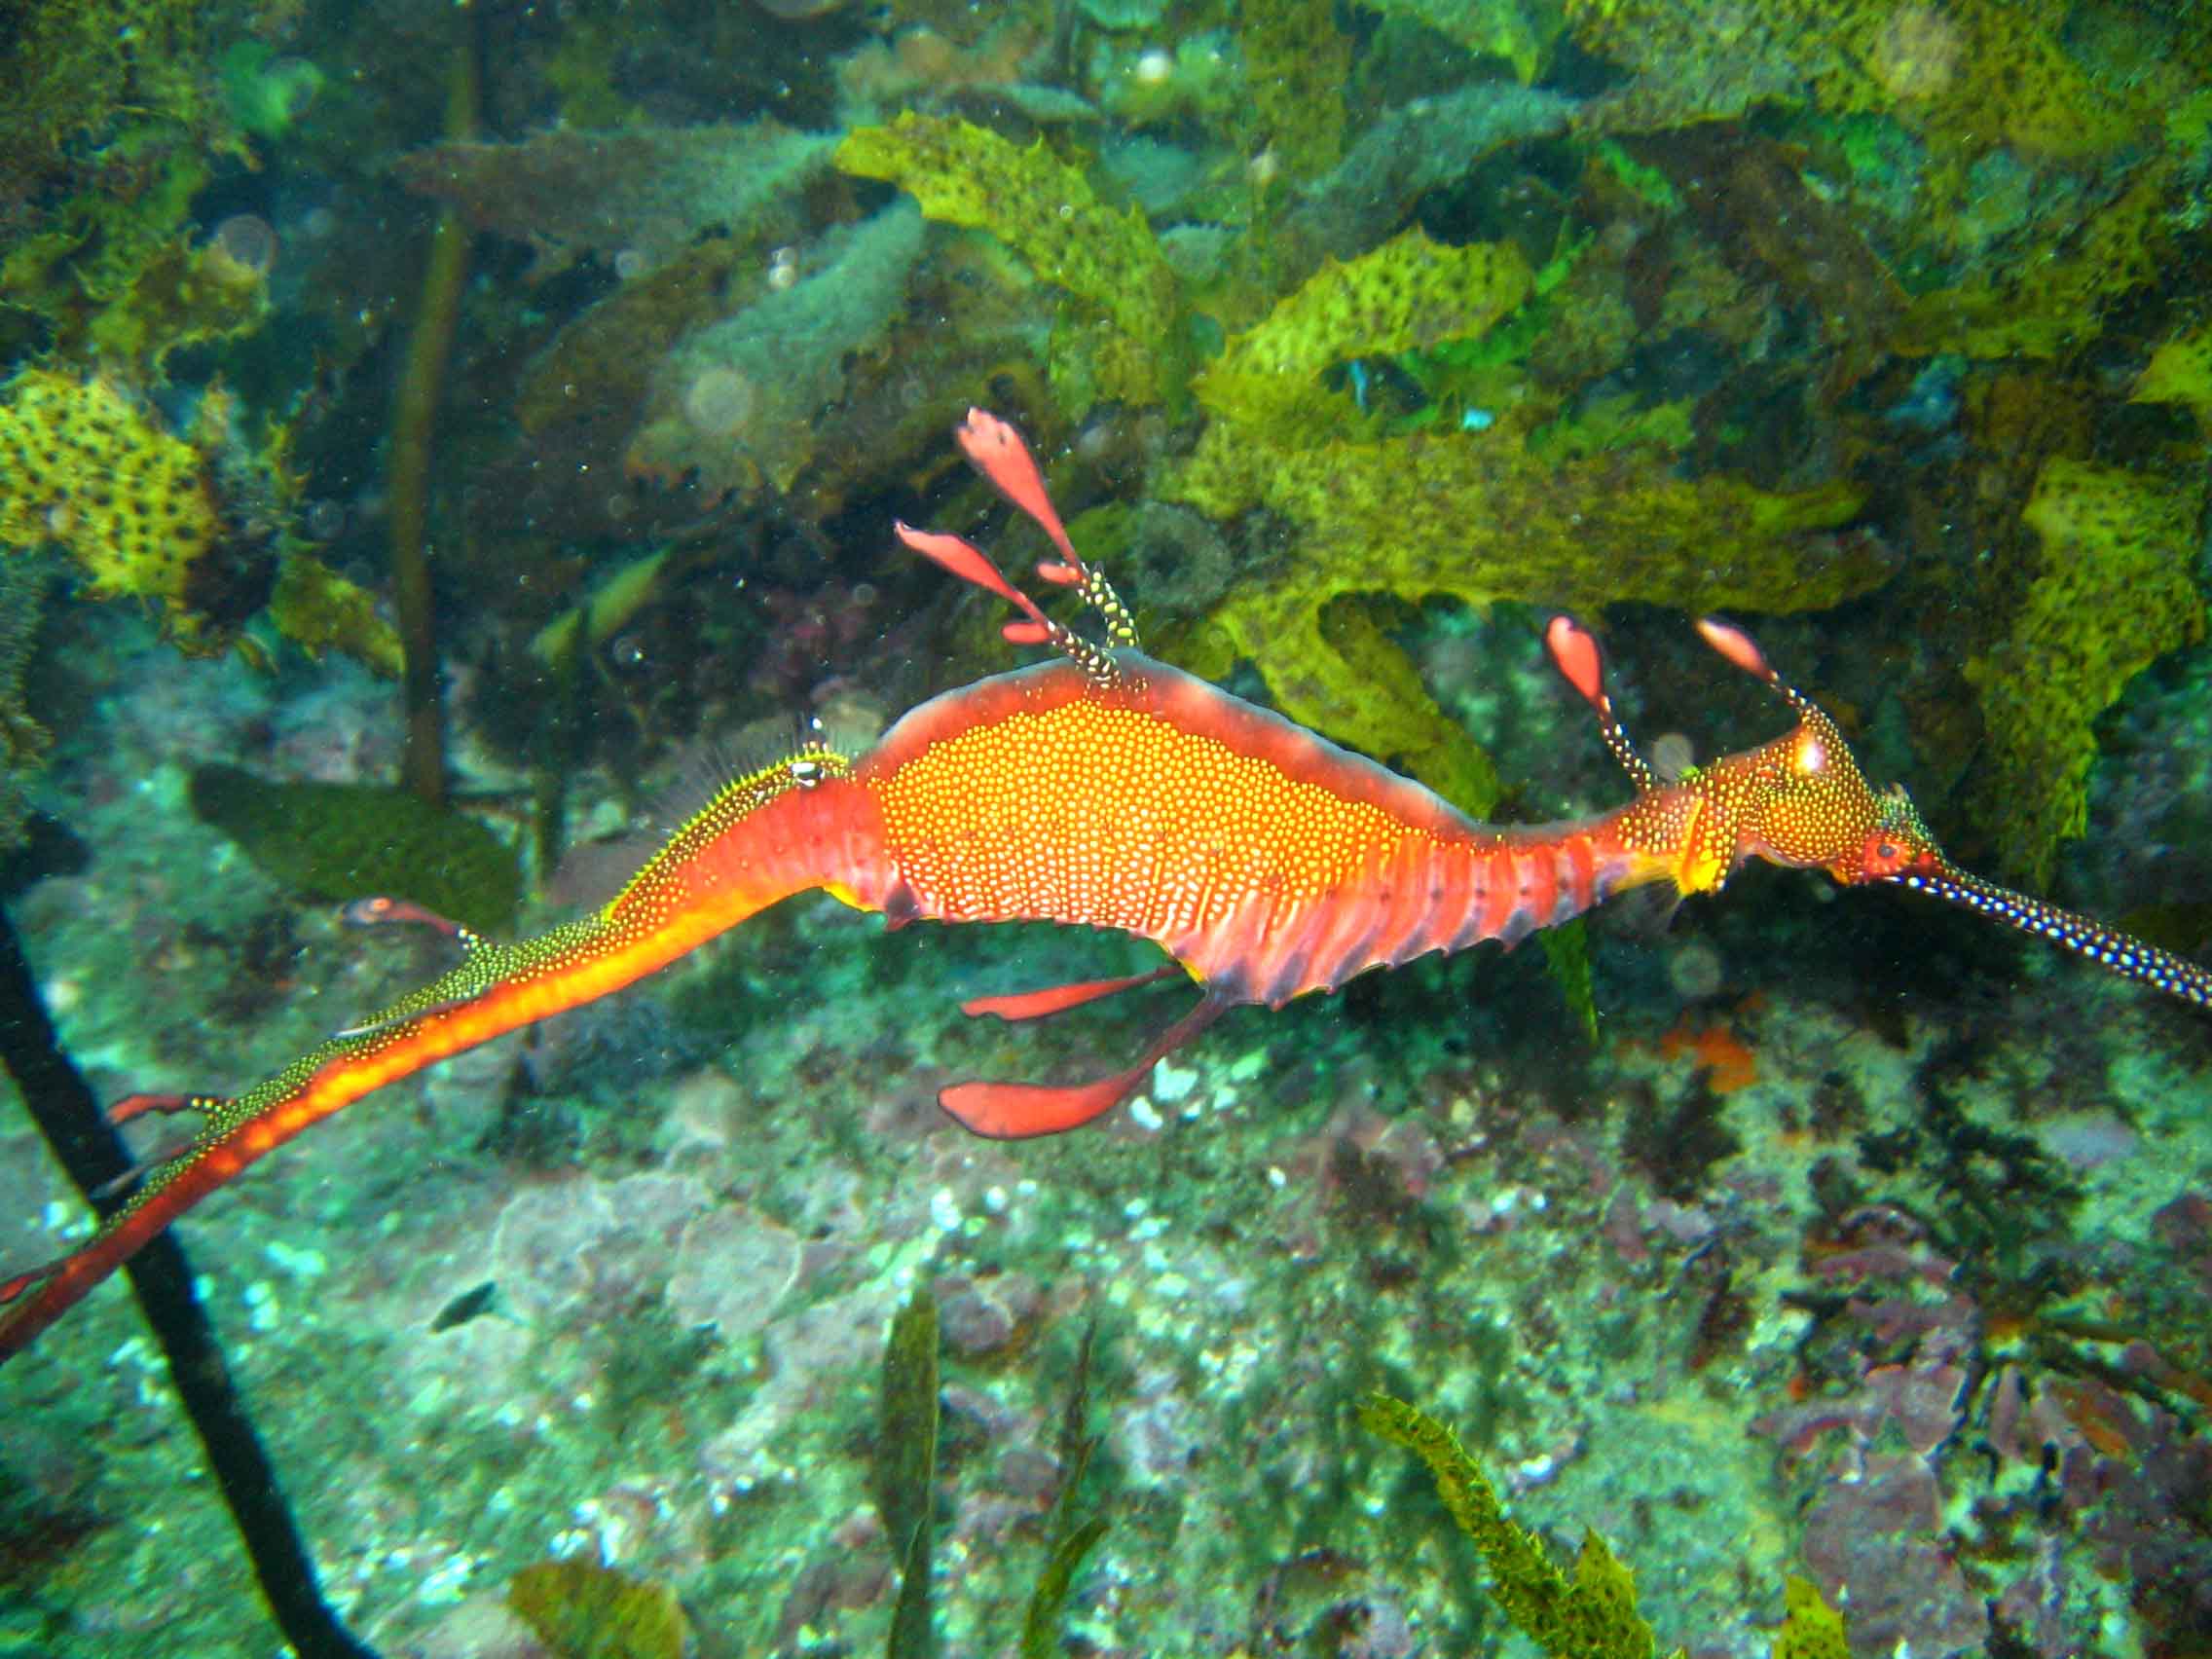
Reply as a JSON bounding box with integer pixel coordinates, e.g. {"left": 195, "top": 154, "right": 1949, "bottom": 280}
{"left": 0, "top": 908, "right": 378, "bottom": 1659}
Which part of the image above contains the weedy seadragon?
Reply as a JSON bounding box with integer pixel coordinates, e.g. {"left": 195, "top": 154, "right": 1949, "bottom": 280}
{"left": 3, "top": 409, "right": 2204, "bottom": 1364}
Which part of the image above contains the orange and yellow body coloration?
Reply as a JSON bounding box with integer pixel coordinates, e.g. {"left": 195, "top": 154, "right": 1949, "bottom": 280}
{"left": 2, "top": 409, "right": 2204, "bottom": 1366}
{"left": 864, "top": 655, "right": 1662, "bottom": 1003}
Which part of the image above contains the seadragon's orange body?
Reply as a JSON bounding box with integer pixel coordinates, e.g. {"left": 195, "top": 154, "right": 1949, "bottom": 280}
{"left": 2, "top": 409, "right": 2204, "bottom": 1365}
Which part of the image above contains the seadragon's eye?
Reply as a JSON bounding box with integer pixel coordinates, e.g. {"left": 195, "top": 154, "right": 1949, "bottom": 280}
{"left": 790, "top": 757, "right": 823, "bottom": 788}
{"left": 1858, "top": 830, "right": 1930, "bottom": 879}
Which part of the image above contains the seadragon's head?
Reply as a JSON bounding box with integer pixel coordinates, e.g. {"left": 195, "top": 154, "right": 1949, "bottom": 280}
{"left": 1673, "top": 618, "right": 1951, "bottom": 892}
{"left": 1546, "top": 613, "right": 2212, "bottom": 1012}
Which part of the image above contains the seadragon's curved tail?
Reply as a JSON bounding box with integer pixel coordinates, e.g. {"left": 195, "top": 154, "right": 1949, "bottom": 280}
{"left": 0, "top": 752, "right": 892, "bottom": 1364}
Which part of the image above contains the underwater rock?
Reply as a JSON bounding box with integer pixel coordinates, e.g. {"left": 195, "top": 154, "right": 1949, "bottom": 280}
{"left": 664, "top": 1204, "right": 802, "bottom": 1338}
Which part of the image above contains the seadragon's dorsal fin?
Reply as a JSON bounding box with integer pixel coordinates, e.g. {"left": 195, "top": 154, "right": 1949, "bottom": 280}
{"left": 896, "top": 408, "right": 1138, "bottom": 689}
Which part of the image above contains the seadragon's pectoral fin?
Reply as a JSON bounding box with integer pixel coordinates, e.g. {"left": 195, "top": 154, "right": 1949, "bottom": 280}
{"left": 938, "top": 992, "right": 1229, "bottom": 1139}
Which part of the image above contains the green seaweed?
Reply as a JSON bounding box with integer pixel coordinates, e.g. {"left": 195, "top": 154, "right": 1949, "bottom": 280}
{"left": 218, "top": 41, "right": 324, "bottom": 140}
{"left": 80, "top": 233, "right": 270, "bottom": 373}
{"left": 1198, "top": 230, "right": 1533, "bottom": 441}
{"left": 834, "top": 113, "right": 1188, "bottom": 412}
{"left": 1899, "top": 157, "right": 2176, "bottom": 360}
{"left": 1276, "top": 84, "right": 1576, "bottom": 284}
{"left": 1161, "top": 420, "right": 1873, "bottom": 813}
{"left": 1158, "top": 210, "right": 1869, "bottom": 825}
{"left": 1360, "top": 1390, "right": 1684, "bottom": 1659}
{"left": 1527, "top": 393, "right": 1696, "bottom": 461}
{"left": 1021, "top": 1514, "right": 1108, "bottom": 1658}
{"left": 267, "top": 553, "right": 404, "bottom": 678}
{"left": 1092, "top": 30, "right": 1245, "bottom": 129}
{"left": 516, "top": 238, "right": 762, "bottom": 436}
{"left": 0, "top": 1, "right": 227, "bottom": 232}
{"left": 1963, "top": 458, "right": 2208, "bottom": 886}
{"left": 1, "top": 143, "right": 218, "bottom": 363}
{"left": 1365, "top": 1391, "right": 1849, "bottom": 1656}
{"left": 1539, "top": 919, "right": 1599, "bottom": 1044}
{"left": 1360, "top": 0, "right": 1567, "bottom": 83}
{"left": 0, "top": 559, "right": 51, "bottom": 858}
{"left": 506, "top": 1559, "right": 688, "bottom": 1659}
{"left": 875, "top": 1288, "right": 940, "bottom": 1659}
{"left": 395, "top": 120, "right": 836, "bottom": 280}
{"left": 625, "top": 203, "right": 925, "bottom": 500}
{"left": 1238, "top": 0, "right": 1349, "bottom": 178}
{"left": 188, "top": 765, "right": 524, "bottom": 933}
{"left": 1566, "top": 0, "right": 2135, "bottom": 158}
{"left": 1594, "top": 139, "right": 1679, "bottom": 210}
{"left": 543, "top": 11, "right": 645, "bottom": 129}
{"left": 0, "top": 0, "right": 253, "bottom": 372}
{"left": 2132, "top": 318, "right": 2212, "bottom": 431}
{"left": 1022, "top": 1318, "right": 1109, "bottom": 1658}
